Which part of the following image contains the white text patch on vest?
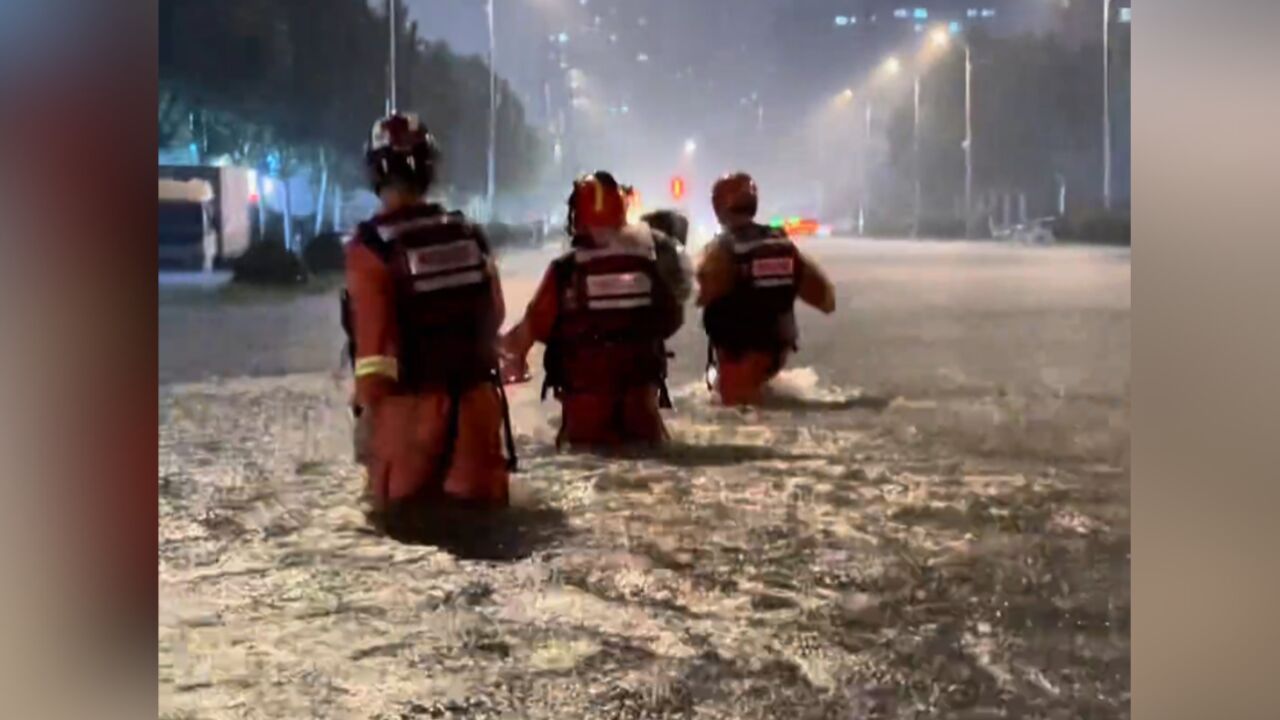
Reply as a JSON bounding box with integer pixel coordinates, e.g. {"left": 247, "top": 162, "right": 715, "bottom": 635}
{"left": 586, "top": 272, "right": 652, "bottom": 298}
{"left": 588, "top": 296, "right": 653, "bottom": 311}
{"left": 752, "top": 257, "right": 795, "bottom": 278}
{"left": 413, "top": 269, "right": 486, "bottom": 293}
{"left": 407, "top": 241, "right": 483, "bottom": 276}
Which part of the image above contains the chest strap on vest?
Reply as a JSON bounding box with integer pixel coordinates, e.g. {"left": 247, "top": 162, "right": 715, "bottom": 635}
{"left": 340, "top": 290, "right": 355, "bottom": 368}
{"left": 492, "top": 371, "right": 519, "bottom": 472}
{"left": 432, "top": 375, "right": 519, "bottom": 482}
{"left": 658, "top": 348, "right": 675, "bottom": 410}
{"left": 429, "top": 382, "right": 465, "bottom": 498}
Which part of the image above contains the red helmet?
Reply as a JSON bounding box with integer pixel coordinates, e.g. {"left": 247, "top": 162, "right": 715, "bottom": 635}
{"left": 566, "top": 171, "right": 627, "bottom": 235}
{"left": 712, "top": 172, "right": 759, "bottom": 220}
{"left": 364, "top": 112, "right": 439, "bottom": 193}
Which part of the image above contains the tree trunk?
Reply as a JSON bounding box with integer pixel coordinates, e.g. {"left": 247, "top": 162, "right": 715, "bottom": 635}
{"left": 254, "top": 168, "right": 267, "bottom": 243}
{"left": 282, "top": 171, "right": 295, "bottom": 252}
{"left": 188, "top": 111, "right": 203, "bottom": 164}
{"left": 332, "top": 181, "right": 343, "bottom": 232}
{"left": 313, "top": 147, "right": 329, "bottom": 236}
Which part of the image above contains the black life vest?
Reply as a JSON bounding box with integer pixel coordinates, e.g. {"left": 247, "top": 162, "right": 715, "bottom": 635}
{"left": 353, "top": 204, "right": 500, "bottom": 391}
{"left": 702, "top": 224, "right": 801, "bottom": 355}
{"left": 543, "top": 239, "right": 672, "bottom": 396}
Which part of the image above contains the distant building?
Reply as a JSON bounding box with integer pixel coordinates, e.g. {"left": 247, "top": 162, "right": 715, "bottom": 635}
{"left": 1054, "top": 0, "right": 1132, "bottom": 49}
{"left": 769, "top": 1, "right": 1027, "bottom": 92}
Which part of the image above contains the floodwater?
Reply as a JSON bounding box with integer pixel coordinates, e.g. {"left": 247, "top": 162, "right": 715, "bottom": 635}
{"left": 159, "top": 239, "right": 1129, "bottom": 719}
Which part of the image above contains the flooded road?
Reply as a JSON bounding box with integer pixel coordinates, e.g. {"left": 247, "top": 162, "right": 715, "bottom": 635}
{"left": 159, "top": 239, "right": 1129, "bottom": 719}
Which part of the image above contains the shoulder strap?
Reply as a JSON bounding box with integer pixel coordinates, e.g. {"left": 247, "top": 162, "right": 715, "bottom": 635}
{"left": 352, "top": 220, "right": 393, "bottom": 262}
{"left": 551, "top": 252, "right": 576, "bottom": 291}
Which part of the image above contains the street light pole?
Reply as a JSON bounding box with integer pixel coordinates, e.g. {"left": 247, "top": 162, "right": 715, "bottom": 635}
{"left": 861, "top": 99, "right": 872, "bottom": 236}
{"left": 486, "top": 0, "right": 497, "bottom": 220}
{"left": 964, "top": 42, "right": 973, "bottom": 239}
{"left": 387, "top": 0, "right": 397, "bottom": 113}
{"left": 913, "top": 72, "right": 922, "bottom": 238}
{"left": 1102, "top": 0, "right": 1113, "bottom": 211}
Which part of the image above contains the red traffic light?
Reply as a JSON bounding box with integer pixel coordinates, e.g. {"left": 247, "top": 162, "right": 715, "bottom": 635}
{"left": 669, "top": 176, "right": 686, "bottom": 201}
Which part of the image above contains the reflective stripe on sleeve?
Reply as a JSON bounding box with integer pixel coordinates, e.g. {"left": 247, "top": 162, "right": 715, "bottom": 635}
{"left": 355, "top": 355, "right": 399, "bottom": 380}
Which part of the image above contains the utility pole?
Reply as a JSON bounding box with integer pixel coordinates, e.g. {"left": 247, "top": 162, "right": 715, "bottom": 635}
{"left": 1102, "top": 0, "right": 1113, "bottom": 210}
{"left": 861, "top": 100, "right": 872, "bottom": 236}
{"left": 913, "top": 72, "right": 922, "bottom": 238}
{"left": 387, "top": 0, "right": 397, "bottom": 113}
{"left": 486, "top": 0, "right": 497, "bottom": 220}
{"left": 964, "top": 43, "right": 974, "bottom": 238}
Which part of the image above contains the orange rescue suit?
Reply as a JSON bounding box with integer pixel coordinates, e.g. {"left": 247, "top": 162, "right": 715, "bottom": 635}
{"left": 696, "top": 224, "right": 836, "bottom": 406}
{"left": 345, "top": 203, "right": 512, "bottom": 510}
{"left": 504, "top": 226, "right": 681, "bottom": 449}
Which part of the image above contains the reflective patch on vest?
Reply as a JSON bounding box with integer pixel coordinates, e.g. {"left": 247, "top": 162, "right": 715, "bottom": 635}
{"left": 377, "top": 216, "right": 448, "bottom": 241}
{"left": 586, "top": 272, "right": 652, "bottom": 297}
{"left": 752, "top": 256, "right": 795, "bottom": 278}
{"left": 754, "top": 277, "right": 796, "bottom": 288}
{"left": 574, "top": 245, "right": 655, "bottom": 262}
{"left": 752, "top": 256, "right": 796, "bottom": 288}
{"left": 413, "top": 269, "right": 486, "bottom": 293}
{"left": 584, "top": 272, "right": 653, "bottom": 311}
{"left": 731, "top": 237, "right": 791, "bottom": 254}
{"left": 588, "top": 296, "right": 652, "bottom": 310}
{"left": 406, "top": 240, "right": 483, "bottom": 277}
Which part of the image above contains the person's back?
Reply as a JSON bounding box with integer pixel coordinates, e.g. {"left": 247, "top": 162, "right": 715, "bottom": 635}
{"left": 343, "top": 113, "right": 514, "bottom": 534}
{"left": 696, "top": 173, "right": 835, "bottom": 406}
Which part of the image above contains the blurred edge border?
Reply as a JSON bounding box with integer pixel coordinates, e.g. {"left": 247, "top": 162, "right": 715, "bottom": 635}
{"left": 1, "top": 0, "right": 1278, "bottom": 718}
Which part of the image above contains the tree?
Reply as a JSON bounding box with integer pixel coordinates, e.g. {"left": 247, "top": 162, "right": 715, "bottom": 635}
{"left": 159, "top": 0, "right": 547, "bottom": 233}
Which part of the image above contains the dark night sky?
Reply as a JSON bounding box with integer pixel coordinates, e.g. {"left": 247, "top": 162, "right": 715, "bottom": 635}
{"left": 392, "top": 1, "right": 1120, "bottom": 216}
{"left": 400, "top": 1, "right": 1061, "bottom": 123}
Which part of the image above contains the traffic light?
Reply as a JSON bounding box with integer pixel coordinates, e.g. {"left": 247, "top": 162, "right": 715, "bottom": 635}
{"left": 669, "top": 176, "right": 686, "bottom": 201}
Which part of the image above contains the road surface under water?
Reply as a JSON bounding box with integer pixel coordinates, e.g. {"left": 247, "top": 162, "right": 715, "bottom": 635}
{"left": 159, "top": 238, "right": 1130, "bottom": 719}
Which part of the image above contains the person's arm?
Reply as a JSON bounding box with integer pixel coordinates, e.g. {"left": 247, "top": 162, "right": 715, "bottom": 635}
{"left": 345, "top": 240, "right": 399, "bottom": 409}
{"left": 695, "top": 242, "right": 733, "bottom": 308}
{"left": 501, "top": 264, "right": 561, "bottom": 370}
{"left": 795, "top": 251, "right": 836, "bottom": 314}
